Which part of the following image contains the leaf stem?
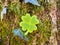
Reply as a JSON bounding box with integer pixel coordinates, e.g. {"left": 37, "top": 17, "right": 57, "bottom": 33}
{"left": 25, "top": 31, "right": 29, "bottom": 35}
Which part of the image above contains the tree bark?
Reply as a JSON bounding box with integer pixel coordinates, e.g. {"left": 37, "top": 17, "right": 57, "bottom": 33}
{"left": 49, "top": 1, "right": 58, "bottom": 45}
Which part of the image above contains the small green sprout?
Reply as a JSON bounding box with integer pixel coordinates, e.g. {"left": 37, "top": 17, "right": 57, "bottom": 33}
{"left": 20, "top": 13, "right": 39, "bottom": 35}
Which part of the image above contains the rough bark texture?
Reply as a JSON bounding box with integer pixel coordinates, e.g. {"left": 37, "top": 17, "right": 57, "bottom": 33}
{"left": 0, "top": 0, "right": 59, "bottom": 45}
{"left": 49, "top": 1, "right": 57, "bottom": 45}
{"left": 57, "top": 0, "right": 60, "bottom": 45}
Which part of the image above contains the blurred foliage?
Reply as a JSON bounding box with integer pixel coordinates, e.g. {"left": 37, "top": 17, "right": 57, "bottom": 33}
{"left": 0, "top": 1, "right": 2, "bottom": 12}
{"left": 13, "top": 28, "right": 29, "bottom": 41}
{"left": 0, "top": 1, "right": 3, "bottom": 21}
{"left": 7, "top": 2, "right": 21, "bottom": 16}
{"left": 0, "top": 0, "right": 52, "bottom": 45}
{"left": 37, "top": 14, "right": 51, "bottom": 43}
{"left": 0, "top": 21, "right": 10, "bottom": 38}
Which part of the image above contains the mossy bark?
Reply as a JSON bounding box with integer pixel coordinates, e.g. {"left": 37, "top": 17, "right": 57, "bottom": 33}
{"left": 49, "top": 1, "right": 57, "bottom": 45}
{"left": 0, "top": 0, "right": 58, "bottom": 45}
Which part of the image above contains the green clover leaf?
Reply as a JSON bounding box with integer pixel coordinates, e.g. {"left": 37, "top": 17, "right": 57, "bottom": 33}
{"left": 20, "top": 22, "right": 29, "bottom": 31}
{"left": 28, "top": 24, "right": 37, "bottom": 33}
{"left": 21, "top": 13, "right": 31, "bottom": 23}
{"left": 31, "top": 15, "right": 39, "bottom": 24}
{"left": 20, "top": 13, "right": 39, "bottom": 35}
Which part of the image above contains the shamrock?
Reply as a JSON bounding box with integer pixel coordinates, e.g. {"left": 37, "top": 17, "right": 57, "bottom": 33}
{"left": 20, "top": 13, "right": 39, "bottom": 35}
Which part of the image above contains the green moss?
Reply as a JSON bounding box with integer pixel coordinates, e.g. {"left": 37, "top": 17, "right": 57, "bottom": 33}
{"left": 7, "top": 2, "right": 21, "bottom": 15}
{"left": 0, "top": 0, "right": 53, "bottom": 45}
